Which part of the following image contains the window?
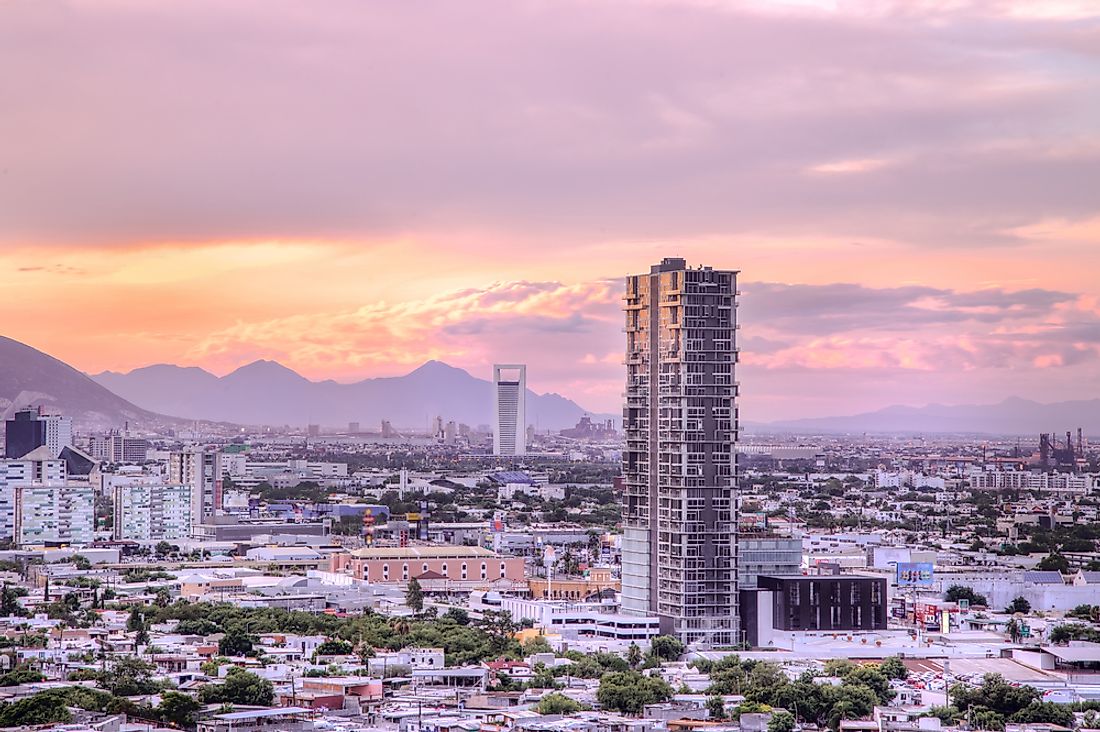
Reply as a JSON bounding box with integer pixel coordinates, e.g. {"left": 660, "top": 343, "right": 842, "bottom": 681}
{"left": 461, "top": 562, "right": 468, "bottom": 580}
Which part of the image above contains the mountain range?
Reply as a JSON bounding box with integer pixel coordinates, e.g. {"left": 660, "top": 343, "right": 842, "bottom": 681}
{"left": 0, "top": 334, "right": 1096, "bottom": 436}
{"left": 92, "top": 359, "right": 610, "bottom": 430}
{"left": 753, "top": 397, "right": 1100, "bottom": 436}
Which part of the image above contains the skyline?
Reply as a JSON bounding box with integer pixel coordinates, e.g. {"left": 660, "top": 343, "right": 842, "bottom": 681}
{"left": 2, "top": 0, "right": 1099, "bottom": 420}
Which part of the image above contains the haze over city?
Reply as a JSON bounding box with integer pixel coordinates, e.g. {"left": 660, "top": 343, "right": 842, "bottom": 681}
{"left": 3, "top": 0, "right": 1099, "bottom": 421}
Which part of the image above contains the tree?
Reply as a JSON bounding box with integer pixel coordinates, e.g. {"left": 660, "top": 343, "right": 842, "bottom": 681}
{"left": 0, "top": 583, "right": 27, "bottom": 618}
{"left": 0, "top": 665, "right": 44, "bottom": 686}
{"left": 443, "top": 607, "right": 469, "bottom": 625}
{"left": 1036, "top": 553, "right": 1070, "bottom": 573}
{"left": 316, "top": 638, "right": 353, "bottom": 657}
{"left": 528, "top": 663, "right": 562, "bottom": 690}
{"left": 99, "top": 656, "right": 159, "bottom": 696}
{"left": 597, "top": 671, "right": 673, "bottom": 715}
{"left": 707, "top": 695, "right": 727, "bottom": 720}
{"left": 157, "top": 691, "right": 201, "bottom": 727}
{"left": 627, "top": 642, "right": 643, "bottom": 669}
{"left": 218, "top": 628, "right": 257, "bottom": 657}
{"left": 1004, "top": 597, "right": 1032, "bottom": 614}
{"left": 1010, "top": 702, "right": 1074, "bottom": 727}
{"left": 155, "top": 541, "right": 174, "bottom": 557}
{"left": 823, "top": 659, "right": 857, "bottom": 678}
{"left": 768, "top": 710, "right": 796, "bottom": 732}
{"left": 478, "top": 610, "right": 517, "bottom": 653}
{"left": 844, "top": 666, "right": 893, "bottom": 705}
{"left": 969, "top": 706, "right": 1006, "bottom": 731}
{"left": 522, "top": 635, "right": 554, "bottom": 655}
{"left": 177, "top": 619, "right": 221, "bottom": 636}
{"left": 879, "top": 657, "right": 908, "bottom": 681}
{"left": 827, "top": 684, "right": 879, "bottom": 729}
{"left": 651, "top": 634, "right": 685, "bottom": 662}
{"left": 538, "top": 692, "right": 587, "bottom": 714}
{"left": 199, "top": 667, "right": 274, "bottom": 706}
{"left": 945, "top": 585, "right": 987, "bottom": 607}
{"left": 0, "top": 690, "right": 74, "bottom": 727}
{"left": 406, "top": 578, "right": 424, "bottom": 612}
{"left": 951, "top": 674, "right": 1040, "bottom": 719}
{"left": 72, "top": 554, "right": 91, "bottom": 570}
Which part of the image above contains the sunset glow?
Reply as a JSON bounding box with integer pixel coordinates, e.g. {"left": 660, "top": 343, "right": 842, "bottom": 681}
{"left": 1, "top": 0, "right": 1098, "bottom": 421}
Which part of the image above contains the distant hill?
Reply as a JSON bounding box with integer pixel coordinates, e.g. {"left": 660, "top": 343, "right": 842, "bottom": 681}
{"left": 93, "top": 359, "right": 612, "bottom": 430}
{"left": 0, "top": 336, "right": 171, "bottom": 431}
{"left": 757, "top": 397, "right": 1100, "bottom": 436}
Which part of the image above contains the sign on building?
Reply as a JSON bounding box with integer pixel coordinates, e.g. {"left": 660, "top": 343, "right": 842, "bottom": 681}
{"left": 896, "top": 562, "right": 934, "bottom": 587}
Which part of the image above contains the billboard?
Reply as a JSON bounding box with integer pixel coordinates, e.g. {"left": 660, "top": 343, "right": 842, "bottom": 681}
{"left": 897, "top": 562, "right": 934, "bottom": 587}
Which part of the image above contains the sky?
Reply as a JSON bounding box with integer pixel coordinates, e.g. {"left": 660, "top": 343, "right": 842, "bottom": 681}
{"left": 1, "top": 0, "right": 1099, "bottom": 421}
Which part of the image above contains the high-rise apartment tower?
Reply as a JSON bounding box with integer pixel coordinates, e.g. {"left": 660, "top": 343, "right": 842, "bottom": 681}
{"left": 621, "top": 258, "right": 740, "bottom": 647}
{"left": 168, "top": 448, "right": 223, "bottom": 530}
{"left": 493, "top": 364, "right": 526, "bottom": 457}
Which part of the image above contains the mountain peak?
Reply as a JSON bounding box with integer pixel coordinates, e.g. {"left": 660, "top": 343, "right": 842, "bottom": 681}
{"left": 406, "top": 360, "right": 469, "bottom": 378}
{"left": 0, "top": 334, "right": 164, "bottom": 429}
{"left": 224, "top": 359, "right": 306, "bottom": 381}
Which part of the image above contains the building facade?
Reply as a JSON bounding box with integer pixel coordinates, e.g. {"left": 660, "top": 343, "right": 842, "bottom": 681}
{"left": 622, "top": 258, "right": 740, "bottom": 647}
{"left": 0, "top": 457, "right": 67, "bottom": 541}
{"left": 168, "top": 448, "right": 223, "bottom": 529}
{"left": 4, "top": 409, "right": 44, "bottom": 459}
{"left": 88, "top": 432, "right": 151, "bottom": 463}
{"left": 737, "top": 535, "right": 803, "bottom": 590}
{"left": 332, "top": 546, "right": 525, "bottom": 585}
{"left": 112, "top": 477, "right": 193, "bottom": 541}
{"left": 13, "top": 481, "right": 95, "bottom": 546}
{"left": 492, "top": 364, "right": 526, "bottom": 457}
{"left": 752, "top": 574, "right": 888, "bottom": 634}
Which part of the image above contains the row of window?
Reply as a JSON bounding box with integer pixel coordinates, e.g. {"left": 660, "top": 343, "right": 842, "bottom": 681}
{"left": 373, "top": 561, "right": 509, "bottom": 581}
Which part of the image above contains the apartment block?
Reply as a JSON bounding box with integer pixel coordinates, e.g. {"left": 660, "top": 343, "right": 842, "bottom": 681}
{"left": 13, "top": 481, "right": 95, "bottom": 546}
{"left": 622, "top": 258, "right": 740, "bottom": 647}
{"left": 112, "top": 477, "right": 193, "bottom": 541}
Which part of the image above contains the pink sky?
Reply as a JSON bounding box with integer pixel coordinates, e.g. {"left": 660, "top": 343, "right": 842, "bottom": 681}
{"left": 1, "top": 0, "right": 1098, "bottom": 421}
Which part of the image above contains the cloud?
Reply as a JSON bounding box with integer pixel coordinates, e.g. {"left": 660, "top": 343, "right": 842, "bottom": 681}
{"left": 188, "top": 279, "right": 621, "bottom": 388}
{"left": 171, "top": 275, "right": 1100, "bottom": 421}
{"left": 739, "top": 281, "right": 1100, "bottom": 376}
{"left": 0, "top": 0, "right": 1097, "bottom": 250}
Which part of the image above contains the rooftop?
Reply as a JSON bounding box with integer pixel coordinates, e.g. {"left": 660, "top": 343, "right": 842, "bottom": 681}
{"left": 350, "top": 545, "right": 500, "bottom": 559}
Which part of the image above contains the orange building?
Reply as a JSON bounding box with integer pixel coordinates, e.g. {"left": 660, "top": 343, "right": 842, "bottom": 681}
{"left": 527, "top": 567, "right": 620, "bottom": 600}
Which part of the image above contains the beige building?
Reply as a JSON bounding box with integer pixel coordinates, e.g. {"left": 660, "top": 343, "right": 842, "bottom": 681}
{"left": 331, "top": 545, "right": 525, "bottom": 585}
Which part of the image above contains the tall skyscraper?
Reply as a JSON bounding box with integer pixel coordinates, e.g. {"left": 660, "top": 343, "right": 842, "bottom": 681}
{"left": 4, "top": 408, "right": 72, "bottom": 459}
{"left": 493, "top": 364, "right": 526, "bottom": 457}
{"left": 621, "top": 258, "right": 740, "bottom": 647}
{"left": 168, "top": 448, "right": 223, "bottom": 529}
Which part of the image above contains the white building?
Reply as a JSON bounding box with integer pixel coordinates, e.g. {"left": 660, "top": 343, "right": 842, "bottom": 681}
{"left": 168, "top": 449, "right": 223, "bottom": 529}
{"left": 492, "top": 364, "right": 526, "bottom": 457}
{"left": 0, "top": 456, "right": 67, "bottom": 541}
{"left": 111, "top": 476, "right": 193, "bottom": 541}
{"left": 88, "top": 432, "right": 150, "bottom": 463}
{"left": 42, "top": 415, "right": 73, "bottom": 458}
{"left": 970, "top": 471, "right": 1095, "bottom": 495}
{"left": 14, "top": 481, "right": 94, "bottom": 546}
